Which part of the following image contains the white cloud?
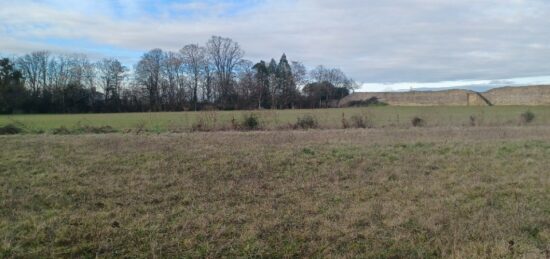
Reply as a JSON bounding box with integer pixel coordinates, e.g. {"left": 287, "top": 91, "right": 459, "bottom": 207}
{"left": 2, "top": 0, "right": 550, "bottom": 88}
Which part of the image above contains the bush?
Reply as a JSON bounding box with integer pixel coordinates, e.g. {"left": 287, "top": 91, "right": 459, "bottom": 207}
{"left": 52, "top": 126, "right": 72, "bottom": 135}
{"left": 351, "top": 114, "right": 371, "bottom": 128}
{"left": 295, "top": 115, "right": 319, "bottom": 129}
{"left": 52, "top": 125, "right": 117, "bottom": 134}
{"left": 341, "top": 113, "right": 350, "bottom": 129}
{"left": 240, "top": 114, "right": 260, "bottom": 130}
{"left": 519, "top": 111, "right": 535, "bottom": 125}
{"left": 192, "top": 111, "right": 218, "bottom": 131}
{"left": 78, "top": 125, "right": 117, "bottom": 134}
{"left": 133, "top": 121, "right": 147, "bottom": 134}
{"left": 469, "top": 115, "right": 477, "bottom": 127}
{"left": 411, "top": 117, "right": 425, "bottom": 127}
{"left": 302, "top": 147, "right": 315, "bottom": 155}
{"left": 0, "top": 124, "right": 23, "bottom": 135}
{"left": 342, "top": 113, "right": 373, "bottom": 129}
{"left": 348, "top": 97, "right": 388, "bottom": 107}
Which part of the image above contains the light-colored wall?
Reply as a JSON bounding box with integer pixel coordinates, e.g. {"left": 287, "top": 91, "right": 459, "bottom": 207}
{"left": 483, "top": 85, "right": 550, "bottom": 105}
{"left": 339, "top": 85, "right": 550, "bottom": 107}
{"left": 339, "top": 89, "right": 473, "bottom": 106}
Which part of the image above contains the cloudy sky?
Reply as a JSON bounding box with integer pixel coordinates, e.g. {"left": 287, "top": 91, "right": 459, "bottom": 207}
{"left": 1, "top": 0, "right": 550, "bottom": 91}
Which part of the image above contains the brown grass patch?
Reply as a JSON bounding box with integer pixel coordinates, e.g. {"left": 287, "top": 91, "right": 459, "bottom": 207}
{"left": 1, "top": 127, "right": 549, "bottom": 257}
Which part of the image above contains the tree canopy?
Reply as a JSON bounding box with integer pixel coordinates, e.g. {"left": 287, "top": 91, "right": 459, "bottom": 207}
{"left": 0, "top": 36, "right": 358, "bottom": 114}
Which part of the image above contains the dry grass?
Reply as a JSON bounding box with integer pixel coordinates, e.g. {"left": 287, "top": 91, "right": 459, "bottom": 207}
{"left": 1, "top": 127, "right": 549, "bottom": 258}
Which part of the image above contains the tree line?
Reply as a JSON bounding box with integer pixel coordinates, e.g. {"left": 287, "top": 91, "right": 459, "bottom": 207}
{"left": 0, "top": 36, "right": 358, "bottom": 114}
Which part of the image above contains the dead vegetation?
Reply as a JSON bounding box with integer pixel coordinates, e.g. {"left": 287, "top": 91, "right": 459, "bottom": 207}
{"left": 1, "top": 127, "right": 549, "bottom": 258}
{"left": 519, "top": 110, "right": 536, "bottom": 125}
{"left": 51, "top": 125, "right": 118, "bottom": 135}
{"left": 342, "top": 113, "right": 373, "bottom": 129}
{"left": 411, "top": 116, "right": 426, "bottom": 127}
{"left": 294, "top": 115, "right": 319, "bottom": 129}
{"left": 0, "top": 124, "right": 23, "bottom": 135}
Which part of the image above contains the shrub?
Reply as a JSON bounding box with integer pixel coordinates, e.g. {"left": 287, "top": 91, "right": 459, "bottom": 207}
{"left": 0, "top": 124, "right": 23, "bottom": 135}
{"left": 302, "top": 147, "right": 315, "bottom": 155}
{"left": 191, "top": 121, "right": 206, "bottom": 131}
{"left": 351, "top": 114, "right": 370, "bottom": 128}
{"left": 240, "top": 114, "right": 260, "bottom": 130}
{"left": 519, "top": 111, "right": 535, "bottom": 125}
{"left": 469, "top": 115, "right": 477, "bottom": 127}
{"left": 31, "top": 129, "right": 45, "bottom": 134}
{"left": 341, "top": 113, "right": 350, "bottom": 129}
{"left": 411, "top": 117, "right": 425, "bottom": 127}
{"left": 348, "top": 97, "right": 388, "bottom": 107}
{"left": 342, "top": 113, "right": 373, "bottom": 129}
{"left": 133, "top": 121, "right": 147, "bottom": 134}
{"left": 295, "top": 115, "right": 318, "bottom": 129}
{"left": 78, "top": 125, "right": 117, "bottom": 134}
{"left": 52, "top": 125, "right": 117, "bottom": 134}
{"left": 192, "top": 111, "right": 218, "bottom": 131}
{"left": 52, "top": 126, "right": 72, "bottom": 135}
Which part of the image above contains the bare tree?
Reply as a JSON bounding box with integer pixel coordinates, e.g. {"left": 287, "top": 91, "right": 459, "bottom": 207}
{"left": 135, "top": 49, "right": 164, "bottom": 111}
{"left": 291, "top": 61, "right": 307, "bottom": 89}
{"left": 162, "top": 51, "right": 185, "bottom": 110}
{"left": 96, "top": 58, "right": 127, "bottom": 110}
{"left": 206, "top": 36, "right": 244, "bottom": 108}
{"left": 6, "top": 36, "right": 359, "bottom": 113}
{"left": 180, "top": 44, "right": 206, "bottom": 111}
{"left": 235, "top": 59, "right": 255, "bottom": 108}
{"left": 17, "top": 51, "right": 50, "bottom": 96}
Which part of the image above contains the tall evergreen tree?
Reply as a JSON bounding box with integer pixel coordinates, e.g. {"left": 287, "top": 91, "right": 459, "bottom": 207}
{"left": 276, "top": 54, "right": 297, "bottom": 109}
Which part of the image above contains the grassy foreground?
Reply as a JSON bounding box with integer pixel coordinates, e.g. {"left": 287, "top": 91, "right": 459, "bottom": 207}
{"left": 1, "top": 106, "right": 550, "bottom": 133}
{"left": 1, "top": 127, "right": 550, "bottom": 258}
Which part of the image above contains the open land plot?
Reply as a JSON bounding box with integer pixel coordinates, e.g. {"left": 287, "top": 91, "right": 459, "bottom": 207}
{"left": 1, "top": 106, "right": 550, "bottom": 133}
{"left": 1, "top": 127, "right": 549, "bottom": 258}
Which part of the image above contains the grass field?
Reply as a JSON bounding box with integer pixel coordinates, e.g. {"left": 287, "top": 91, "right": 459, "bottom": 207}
{"left": 1, "top": 127, "right": 550, "bottom": 258}
{"left": 1, "top": 107, "right": 549, "bottom": 257}
{"left": 1, "top": 106, "right": 550, "bottom": 133}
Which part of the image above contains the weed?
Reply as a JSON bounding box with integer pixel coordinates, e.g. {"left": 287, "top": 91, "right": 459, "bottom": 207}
{"left": 519, "top": 110, "right": 535, "bottom": 125}
{"left": 341, "top": 113, "right": 350, "bottom": 129}
{"left": 0, "top": 124, "right": 23, "bottom": 135}
{"left": 411, "top": 116, "right": 425, "bottom": 127}
{"left": 302, "top": 147, "right": 315, "bottom": 155}
{"left": 351, "top": 114, "right": 371, "bottom": 128}
{"left": 51, "top": 126, "right": 72, "bottom": 135}
{"left": 192, "top": 111, "right": 218, "bottom": 131}
{"left": 51, "top": 125, "right": 117, "bottom": 134}
{"left": 469, "top": 115, "right": 477, "bottom": 126}
{"left": 343, "top": 113, "right": 371, "bottom": 129}
{"left": 347, "top": 97, "right": 388, "bottom": 107}
{"left": 295, "top": 115, "right": 318, "bottom": 129}
{"left": 78, "top": 125, "right": 117, "bottom": 134}
{"left": 240, "top": 114, "right": 260, "bottom": 130}
{"left": 132, "top": 121, "right": 147, "bottom": 134}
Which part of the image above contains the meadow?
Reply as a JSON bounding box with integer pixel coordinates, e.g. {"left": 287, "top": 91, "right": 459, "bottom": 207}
{"left": 1, "top": 106, "right": 550, "bottom": 133}
{"left": 1, "top": 107, "right": 550, "bottom": 258}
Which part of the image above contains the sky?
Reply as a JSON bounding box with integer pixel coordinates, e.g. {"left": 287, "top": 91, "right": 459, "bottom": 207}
{"left": 1, "top": 0, "right": 550, "bottom": 92}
